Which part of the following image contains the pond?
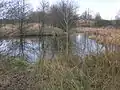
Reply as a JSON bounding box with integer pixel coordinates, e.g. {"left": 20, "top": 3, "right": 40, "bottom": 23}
{"left": 0, "top": 33, "right": 119, "bottom": 62}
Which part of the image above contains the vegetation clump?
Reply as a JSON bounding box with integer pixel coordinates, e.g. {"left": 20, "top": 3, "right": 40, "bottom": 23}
{"left": 0, "top": 53, "right": 120, "bottom": 90}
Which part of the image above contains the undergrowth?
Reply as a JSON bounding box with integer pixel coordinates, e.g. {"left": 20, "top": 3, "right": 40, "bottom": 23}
{"left": 0, "top": 53, "right": 120, "bottom": 90}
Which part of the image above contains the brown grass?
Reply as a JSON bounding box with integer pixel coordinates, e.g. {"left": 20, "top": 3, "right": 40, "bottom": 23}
{"left": 74, "top": 27, "right": 120, "bottom": 45}
{"left": 1, "top": 53, "right": 120, "bottom": 90}
{"left": 0, "top": 23, "right": 64, "bottom": 38}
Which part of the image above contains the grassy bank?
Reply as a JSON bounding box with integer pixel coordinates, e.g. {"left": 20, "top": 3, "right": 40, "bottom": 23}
{"left": 0, "top": 53, "right": 120, "bottom": 90}
{"left": 0, "top": 23, "right": 65, "bottom": 38}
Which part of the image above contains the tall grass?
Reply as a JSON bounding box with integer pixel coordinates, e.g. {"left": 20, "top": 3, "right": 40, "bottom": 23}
{"left": 0, "top": 53, "right": 120, "bottom": 90}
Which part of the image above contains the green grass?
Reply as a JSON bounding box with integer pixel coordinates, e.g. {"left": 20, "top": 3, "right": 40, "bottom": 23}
{"left": 0, "top": 53, "right": 120, "bottom": 90}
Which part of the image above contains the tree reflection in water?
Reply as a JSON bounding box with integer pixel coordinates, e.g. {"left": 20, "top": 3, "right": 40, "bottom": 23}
{"left": 0, "top": 34, "right": 119, "bottom": 62}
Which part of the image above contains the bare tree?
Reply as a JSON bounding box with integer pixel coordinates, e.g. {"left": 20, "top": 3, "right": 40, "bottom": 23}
{"left": 80, "top": 9, "right": 93, "bottom": 20}
{"left": 49, "top": 5, "right": 59, "bottom": 27}
{"left": 95, "top": 12, "right": 102, "bottom": 20}
{"left": 37, "top": 0, "right": 49, "bottom": 59}
{"left": 114, "top": 10, "right": 120, "bottom": 28}
{"left": 49, "top": 0, "right": 78, "bottom": 56}
{"left": 5, "top": 0, "right": 32, "bottom": 58}
{"left": 49, "top": 0, "right": 78, "bottom": 32}
{"left": 80, "top": 9, "right": 93, "bottom": 27}
{"left": 37, "top": 0, "right": 49, "bottom": 35}
{"left": 115, "top": 10, "right": 120, "bottom": 20}
{"left": 0, "top": 0, "right": 6, "bottom": 27}
{"left": 0, "top": 0, "right": 6, "bottom": 59}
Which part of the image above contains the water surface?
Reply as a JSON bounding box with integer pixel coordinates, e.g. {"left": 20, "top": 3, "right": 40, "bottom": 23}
{"left": 0, "top": 33, "right": 118, "bottom": 62}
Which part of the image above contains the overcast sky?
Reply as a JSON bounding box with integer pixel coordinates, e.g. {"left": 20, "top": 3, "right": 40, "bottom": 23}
{"left": 27, "top": 0, "right": 120, "bottom": 20}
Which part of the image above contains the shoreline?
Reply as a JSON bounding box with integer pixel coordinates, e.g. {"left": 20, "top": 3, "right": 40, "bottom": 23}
{"left": 73, "top": 27, "right": 120, "bottom": 45}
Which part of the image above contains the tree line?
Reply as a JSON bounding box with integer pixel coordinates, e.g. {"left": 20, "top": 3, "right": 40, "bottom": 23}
{"left": 0, "top": 0, "right": 79, "bottom": 31}
{"left": 0, "top": 0, "right": 120, "bottom": 29}
{"left": 79, "top": 10, "right": 120, "bottom": 28}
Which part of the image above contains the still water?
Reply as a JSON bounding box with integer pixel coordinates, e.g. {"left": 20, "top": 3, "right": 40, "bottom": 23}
{"left": 0, "top": 33, "right": 118, "bottom": 62}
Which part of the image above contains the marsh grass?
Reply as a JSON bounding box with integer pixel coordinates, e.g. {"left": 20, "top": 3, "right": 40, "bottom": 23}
{"left": 0, "top": 53, "right": 120, "bottom": 90}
